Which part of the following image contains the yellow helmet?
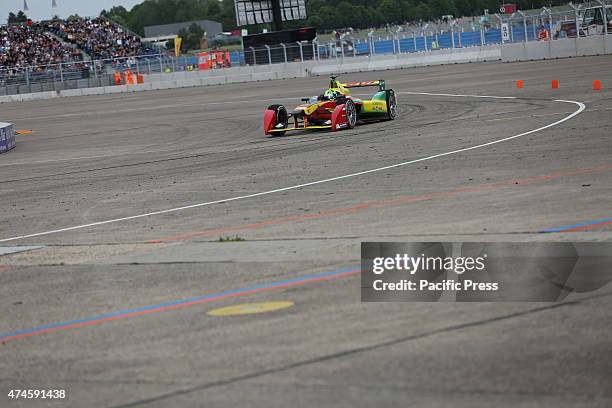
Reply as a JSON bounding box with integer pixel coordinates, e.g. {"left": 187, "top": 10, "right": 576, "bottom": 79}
{"left": 324, "top": 89, "right": 339, "bottom": 100}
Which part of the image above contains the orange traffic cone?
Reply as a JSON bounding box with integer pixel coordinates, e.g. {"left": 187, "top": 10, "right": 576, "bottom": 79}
{"left": 516, "top": 80, "right": 524, "bottom": 89}
{"left": 551, "top": 79, "right": 559, "bottom": 89}
{"left": 593, "top": 80, "right": 602, "bottom": 90}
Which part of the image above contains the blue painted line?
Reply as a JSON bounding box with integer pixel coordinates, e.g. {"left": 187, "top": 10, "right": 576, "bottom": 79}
{"left": 541, "top": 217, "right": 612, "bottom": 233}
{"left": 0, "top": 265, "right": 360, "bottom": 342}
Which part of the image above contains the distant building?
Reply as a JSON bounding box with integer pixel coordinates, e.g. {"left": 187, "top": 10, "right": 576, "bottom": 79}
{"left": 144, "top": 20, "right": 223, "bottom": 40}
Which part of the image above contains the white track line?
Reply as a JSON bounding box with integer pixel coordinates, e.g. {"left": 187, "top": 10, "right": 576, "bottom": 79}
{"left": 12, "top": 91, "right": 316, "bottom": 121}
{"left": 14, "top": 98, "right": 283, "bottom": 121}
{"left": 0, "top": 93, "right": 586, "bottom": 243}
{"left": 0, "top": 149, "right": 173, "bottom": 167}
{"left": 401, "top": 91, "right": 518, "bottom": 100}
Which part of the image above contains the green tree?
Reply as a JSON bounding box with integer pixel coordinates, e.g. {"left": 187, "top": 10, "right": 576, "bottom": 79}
{"left": 379, "top": 0, "right": 402, "bottom": 25}
{"left": 102, "top": 6, "right": 130, "bottom": 27}
{"left": 307, "top": 15, "right": 324, "bottom": 29}
{"left": 94, "top": 0, "right": 571, "bottom": 37}
{"left": 177, "top": 23, "right": 206, "bottom": 52}
{"left": 17, "top": 11, "right": 28, "bottom": 22}
{"left": 9, "top": 11, "right": 29, "bottom": 23}
{"left": 207, "top": 0, "right": 222, "bottom": 19}
{"left": 431, "top": 0, "right": 458, "bottom": 17}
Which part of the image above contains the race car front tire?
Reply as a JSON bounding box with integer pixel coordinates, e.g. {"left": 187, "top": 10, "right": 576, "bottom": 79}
{"left": 265, "top": 104, "right": 288, "bottom": 136}
{"left": 345, "top": 99, "right": 357, "bottom": 128}
{"left": 386, "top": 90, "right": 397, "bottom": 120}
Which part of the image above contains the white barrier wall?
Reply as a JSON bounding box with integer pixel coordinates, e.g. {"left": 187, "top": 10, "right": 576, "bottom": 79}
{"left": 501, "top": 34, "right": 612, "bottom": 61}
{"left": 309, "top": 46, "right": 501, "bottom": 76}
{"left": 0, "top": 122, "right": 16, "bottom": 154}
{"left": 0, "top": 36, "right": 609, "bottom": 104}
{"left": 0, "top": 46, "right": 500, "bottom": 103}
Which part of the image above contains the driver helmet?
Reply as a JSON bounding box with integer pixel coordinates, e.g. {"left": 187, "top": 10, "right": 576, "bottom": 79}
{"left": 324, "top": 89, "right": 340, "bottom": 100}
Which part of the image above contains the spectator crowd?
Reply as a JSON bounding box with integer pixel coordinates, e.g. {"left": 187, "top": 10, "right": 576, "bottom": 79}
{"left": 1, "top": 16, "right": 154, "bottom": 72}
{"left": 0, "top": 21, "right": 82, "bottom": 72}
{"left": 50, "top": 17, "right": 152, "bottom": 60}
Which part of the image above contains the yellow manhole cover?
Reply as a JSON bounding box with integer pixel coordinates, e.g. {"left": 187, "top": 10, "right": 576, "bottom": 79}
{"left": 208, "top": 301, "right": 294, "bottom": 317}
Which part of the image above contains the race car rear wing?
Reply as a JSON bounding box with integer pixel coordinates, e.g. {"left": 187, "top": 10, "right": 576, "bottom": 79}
{"left": 342, "top": 80, "right": 386, "bottom": 92}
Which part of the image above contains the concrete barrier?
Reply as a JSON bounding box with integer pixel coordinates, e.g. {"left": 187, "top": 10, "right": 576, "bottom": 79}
{"left": 201, "top": 76, "right": 227, "bottom": 86}
{"left": 276, "top": 69, "right": 306, "bottom": 79}
{"left": 501, "top": 34, "right": 611, "bottom": 61}
{"left": 177, "top": 78, "right": 202, "bottom": 88}
{"left": 310, "top": 45, "right": 502, "bottom": 76}
{"left": 59, "top": 89, "right": 84, "bottom": 98}
{"left": 1, "top": 38, "right": 610, "bottom": 104}
{"left": 82, "top": 87, "right": 105, "bottom": 96}
{"left": 0, "top": 122, "right": 16, "bottom": 154}
{"left": 251, "top": 72, "right": 277, "bottom": 81}
{"left": 149, "top": 81, "right": 177, "bottom": 90}
{"left": 103, "top": 85, "right": 128, "bottom": 94}
{"left": 226, "top": 74, "right": 255, "bottom": 84}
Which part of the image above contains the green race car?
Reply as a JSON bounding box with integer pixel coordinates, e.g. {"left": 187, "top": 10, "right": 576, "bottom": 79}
{"left": 264, "top": 75, "right": 397, "bottom": 136}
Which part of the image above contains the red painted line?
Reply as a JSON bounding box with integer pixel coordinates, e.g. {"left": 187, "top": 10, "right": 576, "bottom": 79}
{"left": 149, "top": 163, "right": 612, "bottom": 243}
{"left": 0, "top": 269, "right": 360, "bottom": 344}
{"left": 556, "top": 220, "right": 612, "bottom": 232}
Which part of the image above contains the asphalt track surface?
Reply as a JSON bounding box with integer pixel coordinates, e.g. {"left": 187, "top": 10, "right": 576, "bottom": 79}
{"left": 1, "top": 56, "right": 611, "bottom": 407}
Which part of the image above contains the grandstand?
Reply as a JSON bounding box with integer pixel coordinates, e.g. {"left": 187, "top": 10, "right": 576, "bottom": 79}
{"left": 0, "top": 21, "right": 83, "bottom": 71}
{"left": 50, "top": 16, "right": 156, "bottom": 60}
{"left": 1, "top": 16, "right": 157, "bottom": 71}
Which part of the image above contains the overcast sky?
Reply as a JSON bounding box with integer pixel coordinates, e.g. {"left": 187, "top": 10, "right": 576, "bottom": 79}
{"left": 1, "top": 0, "right": 143, "bottom": 23}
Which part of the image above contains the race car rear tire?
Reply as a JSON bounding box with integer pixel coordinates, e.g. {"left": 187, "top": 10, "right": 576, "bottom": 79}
{"left": 386, "top": 90, "right": 397, "bottom": 120}
{"left": 345, "top": 99, "right": 357, "bottom": 129}
{"left": 266, "top": 104, "right": 288, "bottom": 136}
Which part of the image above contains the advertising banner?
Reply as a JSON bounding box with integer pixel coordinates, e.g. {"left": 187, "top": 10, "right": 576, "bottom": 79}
{"left": 0, "top": 122, "right": 16, "bottom": 154}
{"left": 501, "top": 23, "right": 510, "bottom": 42}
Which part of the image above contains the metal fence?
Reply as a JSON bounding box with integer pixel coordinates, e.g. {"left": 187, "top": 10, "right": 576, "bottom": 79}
{"left": 2, "top": 3, "right": 611, "bottom": 96}
{"left": 0, "top": 54, "right": 182, "bottom": 95}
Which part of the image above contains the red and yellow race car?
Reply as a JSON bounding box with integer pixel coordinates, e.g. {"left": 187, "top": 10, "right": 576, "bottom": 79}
{"left": 264, "top": 76, "right": 397, "bottom": 136}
